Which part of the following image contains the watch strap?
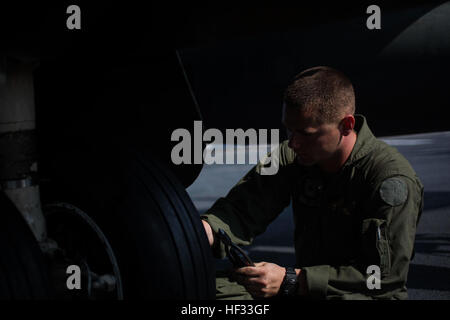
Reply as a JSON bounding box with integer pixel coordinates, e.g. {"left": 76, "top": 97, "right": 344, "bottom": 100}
{"left": 280, "top": 267, "right": 298, "bottom": 296}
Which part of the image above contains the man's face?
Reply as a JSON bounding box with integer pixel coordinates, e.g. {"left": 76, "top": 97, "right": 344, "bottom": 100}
{"left": 282, "top": 105, "right": 343, "bottom": 167}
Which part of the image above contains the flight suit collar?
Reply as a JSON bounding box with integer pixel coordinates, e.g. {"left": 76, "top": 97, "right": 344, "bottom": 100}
{"left": 344, "top": 114, "right": 377, "bottom": 166}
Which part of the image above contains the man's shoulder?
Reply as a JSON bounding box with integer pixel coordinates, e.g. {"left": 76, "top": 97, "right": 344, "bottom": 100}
{"left": 352, "top": 139, "right": 423, "bottom": 210}
{"left": 356, "top": 138, "right": 420, "bottom": 187}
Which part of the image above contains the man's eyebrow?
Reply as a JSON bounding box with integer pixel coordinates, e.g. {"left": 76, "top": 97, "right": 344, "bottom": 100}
{"left": 299, "top": 129, "right": 314, "bottom": 135}
{"left": 293, "top": 127, "right": 314, "bottom": 134}
{"left": 282, "top": 122, "right": 317, "bottom": 135}
{"left": 284, "top": 127, "right": 315, "bottom": 136}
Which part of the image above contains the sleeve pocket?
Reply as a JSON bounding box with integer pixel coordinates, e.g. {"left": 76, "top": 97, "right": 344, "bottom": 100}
{"left": 361, "top": 218, "right": 391, "bottom": 278}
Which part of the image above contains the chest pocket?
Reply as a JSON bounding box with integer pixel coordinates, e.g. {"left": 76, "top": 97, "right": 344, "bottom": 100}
{"left": 292, "top": 167, "right": 361, "bottom": 265}
{"left": 322, "top": 191, "right": 359, "bottom": 263}
{"left": 291, "top": 170, "right": 324, "bottom": 265}
{"left": 297, "top": 174, "right": 325, "bottom": 207}
{"left": 292, "top": 170, "right": 326, "bottom": 239}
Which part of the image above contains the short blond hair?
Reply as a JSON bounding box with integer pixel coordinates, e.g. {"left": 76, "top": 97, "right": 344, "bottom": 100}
{"left": 284, "top": 66, "right": 355, "bottom": 124}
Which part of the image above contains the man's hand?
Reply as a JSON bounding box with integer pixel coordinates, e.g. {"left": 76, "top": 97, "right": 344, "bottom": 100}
{"left": 201, "top": 220, "right": 215, "bottom": 247}
{"left": 233, "top": 262, "right": 286, "bottom": 299}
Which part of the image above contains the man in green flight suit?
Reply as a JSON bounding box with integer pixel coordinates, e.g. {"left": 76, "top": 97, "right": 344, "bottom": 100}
{"left": 200, "top": 66, "right": 424, "bottom": 300}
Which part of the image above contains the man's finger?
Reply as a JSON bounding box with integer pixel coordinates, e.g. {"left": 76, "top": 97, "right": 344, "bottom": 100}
{"left": 237, "top": 275, "right": 265, "bottom": 287}
{"left": 234, "top": 266, "right": 262, "bottom": 277}
{"left": 234, "top": 273, "right": 261, "bottom": 287}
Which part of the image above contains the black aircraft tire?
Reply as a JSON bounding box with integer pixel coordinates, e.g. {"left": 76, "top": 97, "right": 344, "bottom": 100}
{"left": 103, "top": 148, "right": 216, "bottom": 299}
{"left": 0, "top": 192, "right": 52, "bottom": 299}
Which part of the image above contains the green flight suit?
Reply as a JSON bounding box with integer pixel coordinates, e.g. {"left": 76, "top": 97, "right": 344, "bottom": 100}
{"left": 201, "top": 115, "right": 424, "bottom": 300}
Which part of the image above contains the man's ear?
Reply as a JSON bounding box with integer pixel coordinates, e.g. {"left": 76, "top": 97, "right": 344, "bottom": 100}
{"left": 340, "top": 115, "right": 355, "bottom": 136}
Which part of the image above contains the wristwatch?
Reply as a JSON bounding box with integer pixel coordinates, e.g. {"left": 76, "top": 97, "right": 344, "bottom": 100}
{"left": 280, "top": 267, "right": 298, "bottom": 296}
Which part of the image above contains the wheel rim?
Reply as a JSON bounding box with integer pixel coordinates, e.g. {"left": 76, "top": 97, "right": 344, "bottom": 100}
{"left": 44, "top": 202, "right": 123, "bottom": 300}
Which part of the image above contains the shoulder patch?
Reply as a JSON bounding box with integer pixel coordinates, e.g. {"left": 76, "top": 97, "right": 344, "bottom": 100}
{"left": 379, "top": 177, "right": 408, "bottom": 206}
